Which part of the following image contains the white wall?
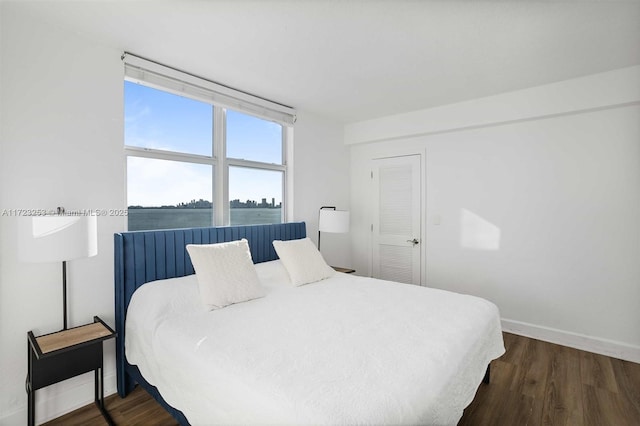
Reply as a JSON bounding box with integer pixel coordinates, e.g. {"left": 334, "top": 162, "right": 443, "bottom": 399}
{"left": 0, "top": 5, "right": 125, "bottom": 425}
{"left": 345, "top": 66, "right": 640, "bottom": 145}
{"left": 0, "top": 5, "right": 349, "bottom": 424}
{"left": 349, "top": 68, "right": 640, "bottom": 363}
{"left": 292, "top": 111, "right": 352, "bottom": 268}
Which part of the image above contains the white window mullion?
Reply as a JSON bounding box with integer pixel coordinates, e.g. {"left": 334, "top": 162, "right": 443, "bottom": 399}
{"left": 285, "top": 127, "right": 294, "bottom": 222}
{"left": 213, "top": 106, "right": 227, "bottom": 226}
{"left": 281, "top": 128, "right": 288, "bottom": 223}
{"left": 124, "top": 146, "right": 214, "bottom": 166}
{"left": 226, "top": 158, "right": 286, "bottom": 172}
{"left": 210, "top": 108, "right": 216, "bottom": 227}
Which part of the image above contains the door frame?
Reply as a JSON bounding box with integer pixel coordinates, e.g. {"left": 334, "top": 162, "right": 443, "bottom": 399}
{"left": 369, "top": 153, "right": 425, "bottom": 285}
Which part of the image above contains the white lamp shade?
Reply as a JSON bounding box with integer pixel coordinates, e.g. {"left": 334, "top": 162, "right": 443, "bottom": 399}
{"left": 319, "top": 209, "right": 350, "bottom": 233}
{"left": 18, "top": 215, "right": 98, "bottom": 263}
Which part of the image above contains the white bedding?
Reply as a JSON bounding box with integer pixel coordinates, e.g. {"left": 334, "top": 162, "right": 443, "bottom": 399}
{"left": 126, "top": 261, "right": 505, "bottom": 425}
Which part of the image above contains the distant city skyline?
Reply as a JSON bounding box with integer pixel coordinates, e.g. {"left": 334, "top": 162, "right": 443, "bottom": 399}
{"left": 128, "top": 197, "right": 281, "bottom": 209}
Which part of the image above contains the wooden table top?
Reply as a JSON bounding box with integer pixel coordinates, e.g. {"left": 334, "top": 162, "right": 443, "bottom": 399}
{"left": 36, "top": 322, "right": 113, "bottom": 354}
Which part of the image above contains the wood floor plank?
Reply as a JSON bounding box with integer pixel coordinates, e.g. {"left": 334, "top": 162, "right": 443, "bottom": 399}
{"left": 610, "top": 356, "right": 640, "bottom": 418}
{"left": 458, "top": 360, "right": 517, "bottom": 426}
{"left": 500, "top": 331, "right": 526, "bottom": 366}
{"left": 517, "top": 336, "right": 550, "bottom": 401}
{"left": 580, "top": 350, "right": 619, "bottom": 393}
{"left": 541, "top": 343, "right": 583, "bottom": 426}
{"left": 42, "top": 386, "right": 177, "bottom": 426}
{"left": 497, "top": 391, "right": 538, "bottom": 426}
{"left": 582, "top": 384, "right": 638, "bottom": 426}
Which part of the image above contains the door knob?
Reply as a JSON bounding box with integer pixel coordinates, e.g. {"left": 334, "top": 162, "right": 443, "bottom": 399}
{"left": 407, "top": 238, "right": 419, "bottom": 246}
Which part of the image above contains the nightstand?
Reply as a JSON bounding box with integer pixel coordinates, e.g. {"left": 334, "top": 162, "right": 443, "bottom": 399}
{"left": 332, "top": 266, "right": 356, "bottom": 274}
{"left": 26, "top": 316, "right": 116, "bottom": 426}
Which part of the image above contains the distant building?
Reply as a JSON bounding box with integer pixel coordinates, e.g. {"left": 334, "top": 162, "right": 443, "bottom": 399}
{"left": 128, "top": 197, "right": 283, "bottom": 209}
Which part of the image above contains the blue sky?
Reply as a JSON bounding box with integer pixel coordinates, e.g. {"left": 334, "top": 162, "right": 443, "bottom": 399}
{"left": 124, "top": 81, "right": 282, "bottom": 207}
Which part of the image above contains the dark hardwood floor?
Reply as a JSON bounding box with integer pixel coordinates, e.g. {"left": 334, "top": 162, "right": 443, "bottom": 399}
{"left": 459, "top": 333, "right": 640, "bottom": 426}
{"left": 44, "top": 333, "right": 640, "bottom": 426}
{"left": 43, "top": 385, "right": 177, "bottom": 426}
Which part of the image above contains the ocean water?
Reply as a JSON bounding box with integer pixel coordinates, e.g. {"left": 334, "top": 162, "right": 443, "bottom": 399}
{"left": 128, "top": 208, "right": 282, "bottom": 231}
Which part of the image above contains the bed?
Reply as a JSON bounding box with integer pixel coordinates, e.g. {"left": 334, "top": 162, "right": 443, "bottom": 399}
{"left": 114, "top": 222, "right": 505, "bottom": 425}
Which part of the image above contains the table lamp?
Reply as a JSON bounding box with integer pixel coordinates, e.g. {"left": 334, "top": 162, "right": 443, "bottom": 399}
{"left": 318, "top": 206, "right": 350, "bottom": 252}
{"left": 18, "top": 211, "right": 98, "bottom": 330}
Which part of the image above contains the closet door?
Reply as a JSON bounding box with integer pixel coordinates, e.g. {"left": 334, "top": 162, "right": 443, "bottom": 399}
{"left": 371, "top": 155, "right": 422, "bottom": 285}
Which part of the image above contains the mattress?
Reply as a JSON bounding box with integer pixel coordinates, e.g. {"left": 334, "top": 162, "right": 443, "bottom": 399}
{"left": 125, "top": 261, "right": 505, "bottom": 425}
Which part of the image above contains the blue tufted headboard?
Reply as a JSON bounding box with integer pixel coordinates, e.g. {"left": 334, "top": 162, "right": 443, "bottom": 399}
{"left": 113, "top": 222, "right": 306, "bottom": 417}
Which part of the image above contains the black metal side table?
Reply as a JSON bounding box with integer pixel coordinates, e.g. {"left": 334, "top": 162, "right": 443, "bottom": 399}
{"left": 27, "top": 316, "right": 116, "bottom": 426}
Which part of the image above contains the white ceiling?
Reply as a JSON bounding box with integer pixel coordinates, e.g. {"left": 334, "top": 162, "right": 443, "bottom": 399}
{"left": 10, "top": 0, "right": 640, "bottom": 123}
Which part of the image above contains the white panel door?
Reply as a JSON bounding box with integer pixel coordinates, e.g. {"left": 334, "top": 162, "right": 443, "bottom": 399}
{"left": 372, "top": 155, "right": 421, "bottom": 285}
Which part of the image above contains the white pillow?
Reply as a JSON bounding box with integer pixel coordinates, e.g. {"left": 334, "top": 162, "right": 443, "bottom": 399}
{"left": 186, "top": 239, "right": 265, "bottom": 309}
{"left": 272, "top": 237, "right": 335, "bottom": 286}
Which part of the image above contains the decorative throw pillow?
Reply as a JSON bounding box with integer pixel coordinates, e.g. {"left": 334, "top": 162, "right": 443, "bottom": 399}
{"left": 272, "top": 237, "right": 335, "bottom": 286}
{"left": 186, "top": 239, "right": 265, "bottom": 309}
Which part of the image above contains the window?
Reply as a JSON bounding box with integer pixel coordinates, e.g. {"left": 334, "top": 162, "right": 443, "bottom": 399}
{"left": 123, "top": 53, "right": 295, "bottom": 231}
{"left": 127, "top": 157, "right": 213, "bottom": 230}
{"left": 124, "top": 82, "right": 213, "bottom": 156}
{"left": 229, "top": 166, "right": 283, "bottom": 225}
{"left": 226, "top": 109, "right": 282, "bottom": 164}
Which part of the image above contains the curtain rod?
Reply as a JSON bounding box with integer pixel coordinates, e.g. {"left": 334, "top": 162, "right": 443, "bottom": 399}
{"left": 121, "top": 52, "right": 295, "bottom": 112}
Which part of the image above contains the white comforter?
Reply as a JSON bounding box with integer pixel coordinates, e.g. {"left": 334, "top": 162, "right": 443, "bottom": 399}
{"left": 126, "top": 262, "right": 505, "bottom": 425}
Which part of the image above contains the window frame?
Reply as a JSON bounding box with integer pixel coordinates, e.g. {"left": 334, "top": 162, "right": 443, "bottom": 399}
{"left": 123, "top": 59, "right": 293, "bottom": 229}
{"left": 219, "top": 107, "right": 288, "bottom": 226}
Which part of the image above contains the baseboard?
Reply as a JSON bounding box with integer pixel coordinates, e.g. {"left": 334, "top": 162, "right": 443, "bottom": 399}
{"left": 501, "top": 318, "right": 640, "bottom": 364}
{"left": 0, "top": 371, "right": 117, "bottom": 426}
{"left": 0, "top": 409, "right": 22, "bottom": 426}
